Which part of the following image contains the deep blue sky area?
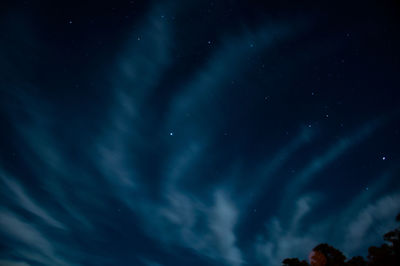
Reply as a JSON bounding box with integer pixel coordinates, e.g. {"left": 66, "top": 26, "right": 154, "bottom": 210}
{"left": 1, "top": 1, "right": 400, "bottom": 265}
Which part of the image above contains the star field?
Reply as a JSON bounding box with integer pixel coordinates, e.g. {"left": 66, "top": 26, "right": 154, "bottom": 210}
{"left": 0, "top": 1, "right": 400, "bottom": 266}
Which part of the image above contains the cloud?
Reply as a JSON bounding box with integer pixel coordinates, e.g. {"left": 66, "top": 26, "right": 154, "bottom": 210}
{"left": 331, "top": 168, "right": 399, "bottom": 245}
{"left": 208, "top": 191, "right": 243, "bottom": 266}
{"left": 240, "top": 127, "right": 314, "bottom": 206}
{"left": 0, "top": 260, "right": 30, "bottom": 266}
{"left": 163, "top": 140, "right": 207, "bottom": 186}
{"left": 166, "top": 22, "right": 295, "bottom": 139}
{"left": 255, "top": 195, "right": 320, "bottom": 265}
{"left": 279, "top": 118, "right": 385, "bottom": 215}
{"left": 140, "top": 258, "right": 163, "bottom": 266}
{"left": 0, "top": 210, "right": 71, "bottom": 266}
{"left": 344, "top": 193, "right": 400, "bottom": 253}
{"left": 0, "top": 170, "right": 65, "bottom": 230}
{"left": 94, "top": 6, "right": 173, "bottom": 196}
{"left": 140, "top": 187, "right": 243, "bottom": 265}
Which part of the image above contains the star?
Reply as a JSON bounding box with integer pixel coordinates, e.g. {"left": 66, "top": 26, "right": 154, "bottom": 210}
{"left": 68, "top": 20, "right": 73, "bottom": 24}
{"left": 382, "top": 156, "right": 386, "bottom": 161}
{"left": 169, "top": 132, "right": 174, "bottom": 136}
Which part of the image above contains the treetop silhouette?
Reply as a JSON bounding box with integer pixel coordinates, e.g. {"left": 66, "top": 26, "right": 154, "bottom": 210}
{"left": 282, "top": 213, "right": 400, "bottom": 266}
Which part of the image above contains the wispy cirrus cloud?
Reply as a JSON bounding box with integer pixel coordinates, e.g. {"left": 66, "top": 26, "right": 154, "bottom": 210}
{"left": 279, "top": 117, "right": 387, "bottom": 216}
{"left": 0, "top": 210, "right": 71, "bottom": 266}
{"left": 255, "top": 195, "right": 321, "bottom": 265}
{"left": 0, "top": 171, "right": 65, "bottom": 230}
{"left": 344, "top": 193, "right": 400, "bottom": 253}
{"left": 0, "top": 259, "right": 30, "bottom": 266}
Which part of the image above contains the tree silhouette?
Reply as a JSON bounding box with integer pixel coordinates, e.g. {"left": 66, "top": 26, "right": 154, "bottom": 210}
{"left": 282, "top": 213, "right": 400, "bottom": 266}
{"left": 282, "top": 258, "right": 309, "bottom": 266}
{"left": 367, "top": 213, "right": 400, "bottom": 266}
{"left": 346, "top": 256, "right": 367, "bottom": 266}
{"left": 313, "top": 243, "right": 346, "bottom": 265}
{"left": 309, "top": 250, "right": 327, "bottom": 266}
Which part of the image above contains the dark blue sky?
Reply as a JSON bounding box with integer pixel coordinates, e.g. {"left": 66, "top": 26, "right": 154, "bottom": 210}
{"left": 1, "top": 1, "right": 400, "bottom": 265}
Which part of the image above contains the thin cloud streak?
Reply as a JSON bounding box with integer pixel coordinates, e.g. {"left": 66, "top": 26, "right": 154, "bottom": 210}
{"left": 0, "top": 171, "right": 65, "bottom": 230}
{"left": 279, "top": 118, "right": 386, "bottom": 215}
{"left": 0, "top": 210, "right": 71, "bottom": 266}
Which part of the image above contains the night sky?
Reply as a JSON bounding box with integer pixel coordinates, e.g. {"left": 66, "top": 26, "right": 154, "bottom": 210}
{"left": 1, "top": 1, "right": 400, "bottom": 265}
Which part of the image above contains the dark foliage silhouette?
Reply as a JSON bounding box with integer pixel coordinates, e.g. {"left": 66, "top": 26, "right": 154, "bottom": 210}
{"left": 346, "top": 256, "right": 367, "bottom": 266}
{"left": 282, "top": 258, "right": 309, "bottom": 266}
{"left": 282, "top": 213, "right": 400, "bottom": 266}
